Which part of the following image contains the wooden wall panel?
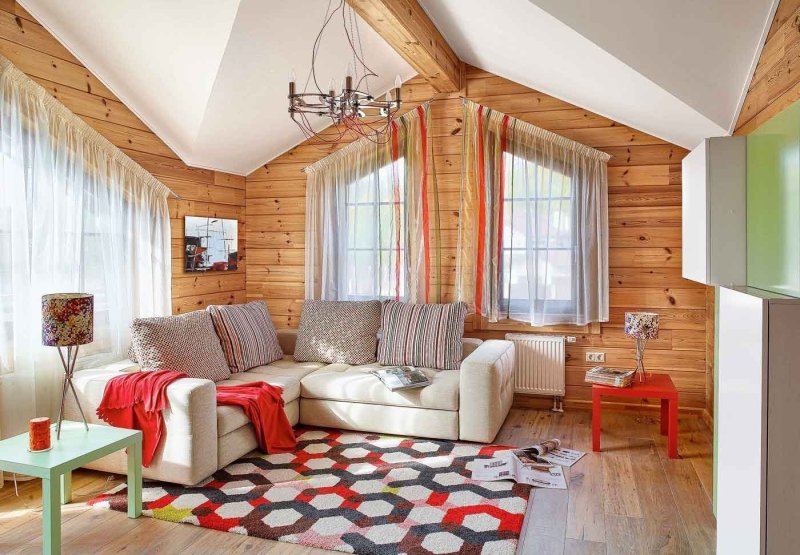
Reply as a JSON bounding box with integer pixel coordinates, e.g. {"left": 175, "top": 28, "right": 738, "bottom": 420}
{"left": 1, "top": 2, "right": 246, "bottom": 314}
{"left": 735, "top": 0, "right": 800, "bottom": 134}
{"left": 246, "top": 66, "right": 710, "bottom": 411}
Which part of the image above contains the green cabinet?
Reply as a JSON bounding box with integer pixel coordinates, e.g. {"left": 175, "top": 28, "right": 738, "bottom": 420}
{"left": 747, "top": 101, "right": 800, "bottom": 296}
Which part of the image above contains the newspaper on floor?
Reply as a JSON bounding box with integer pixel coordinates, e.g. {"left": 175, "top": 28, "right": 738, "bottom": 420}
{"left": 470, "top": 453, "right": 567, "bottom": 489}
{"left": 514, "top": 438, "right": 585, "bottom": 468}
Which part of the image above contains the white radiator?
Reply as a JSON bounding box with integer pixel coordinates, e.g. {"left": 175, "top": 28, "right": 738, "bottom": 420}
{"left": 505, "top": 334, "right": 566, "bottom": 403}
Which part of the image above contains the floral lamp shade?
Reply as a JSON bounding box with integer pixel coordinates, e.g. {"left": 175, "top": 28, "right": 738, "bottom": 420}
{"left": 41, "top": 293, "right": 94, "bottom": 346}
{"left": 624, "top": 312, "right": 659, "bottom": 340}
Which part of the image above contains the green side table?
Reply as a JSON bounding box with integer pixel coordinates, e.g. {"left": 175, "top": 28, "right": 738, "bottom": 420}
{"left": 0, "top": 421, "right": 142, "bottom": 554}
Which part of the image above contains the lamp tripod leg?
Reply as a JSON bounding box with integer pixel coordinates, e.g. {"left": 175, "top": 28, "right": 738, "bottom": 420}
{"left": 55, "top": 346, "right": 70, "bottom": 440}
{"left": 68, "top": 379, "right": 88, "bottom": 431}
{"left": 66, "top": 345, "right": 87, "bottom": 431}
{"left": 635, "top": 338, "right": 647, "bottom": 382}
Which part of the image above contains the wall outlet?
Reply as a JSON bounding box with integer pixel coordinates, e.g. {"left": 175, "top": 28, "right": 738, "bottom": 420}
{"left": 586, "top": 352, "right": 605, "bottom": 363}
{"left": 566, "top": 336, "right": 577, "bottom": 343}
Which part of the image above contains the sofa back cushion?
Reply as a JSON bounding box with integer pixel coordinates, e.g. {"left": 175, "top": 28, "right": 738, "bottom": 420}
{"left": 377, "top": 301, "right": 468, "bottom": 370}
{"left": 130, "top": 310, "right": 231, "bottom": 381}
{"left": 207, "top": 301, "right": 283, "bottom": 372}
{"left": 294, "top": 300, "right": 381, "bottom": 364}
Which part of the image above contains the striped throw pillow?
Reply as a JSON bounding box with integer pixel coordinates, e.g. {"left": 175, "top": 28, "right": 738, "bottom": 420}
{"left": 130, "top": 310, "right": 231, "bottom": 381}
{"left": 377, "top": 301, "right": 468, "bottom": 370}
{"left": 207, "top": 301, "right": 283, "bottom": 373}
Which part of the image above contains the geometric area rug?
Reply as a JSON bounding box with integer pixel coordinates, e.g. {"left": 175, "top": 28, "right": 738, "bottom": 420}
{"left": 89, "top": 428, "right": 532, "bottom": 554}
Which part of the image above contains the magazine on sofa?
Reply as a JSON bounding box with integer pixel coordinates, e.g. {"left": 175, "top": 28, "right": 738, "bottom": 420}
{"left": 470, "top": 453, "right": 567, "bottom": 489}
{"left": 371, "top": 366, "right": 431, "bottom": 391}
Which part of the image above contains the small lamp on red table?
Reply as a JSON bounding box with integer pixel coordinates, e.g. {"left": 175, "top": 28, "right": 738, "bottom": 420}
{"left": 41, "top": 293, "right": 93, "bottom": 439}
{"left": 624, "top": 311, "right": 659, "bottom": 383}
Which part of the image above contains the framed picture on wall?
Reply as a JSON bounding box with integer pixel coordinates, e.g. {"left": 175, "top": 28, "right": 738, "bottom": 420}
{"left": 184, "top": 216, "right": 238, "bottom": 272}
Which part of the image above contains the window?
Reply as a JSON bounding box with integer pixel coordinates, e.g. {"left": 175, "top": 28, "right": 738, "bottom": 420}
{"left": 499, "top": 151, "right": 577, "bottom": 321}
{"left": 343, "top": 160, "right": 406, "bottom": 300}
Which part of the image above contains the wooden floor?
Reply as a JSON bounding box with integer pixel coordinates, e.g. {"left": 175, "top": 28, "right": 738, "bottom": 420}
{"left": 0, "top": 408, "right": 715, "bottom": 554}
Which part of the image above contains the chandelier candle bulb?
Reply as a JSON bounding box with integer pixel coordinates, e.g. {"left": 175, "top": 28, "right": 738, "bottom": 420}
{"left": 395, "top": 74, "right": 402, "bottom": 89}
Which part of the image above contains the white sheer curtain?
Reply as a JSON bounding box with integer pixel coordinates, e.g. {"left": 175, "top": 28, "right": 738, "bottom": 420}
{"left": 305, "top": 105, "right": 435, "bottom": 303}
{"left": 0, "top": 56, "right": 171, "bottom": 436}
{"left": 457, "top": 100, "right": 610, "bottom": 326}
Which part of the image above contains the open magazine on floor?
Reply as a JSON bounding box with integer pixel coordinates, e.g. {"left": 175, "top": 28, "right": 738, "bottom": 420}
{"left": 514, "top": 439, "right": 585, "bottom": 468}
{"left": 471, "top": 453, "right": 567, "bottom": 489}
{"left": 470, "top": 439, "right": 585, "bottom": 489}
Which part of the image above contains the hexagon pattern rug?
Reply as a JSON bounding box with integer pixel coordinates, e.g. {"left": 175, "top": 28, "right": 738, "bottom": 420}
{"left": 89, "top": 428, "right": 531, "bottom": 554}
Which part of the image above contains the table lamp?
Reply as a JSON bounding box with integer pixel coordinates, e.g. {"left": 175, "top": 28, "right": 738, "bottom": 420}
{"left": 624, "top": 311, "right": 659, "bottom": 383}
{"left": 42, "top": 293, "right": 93, "bottom": 439}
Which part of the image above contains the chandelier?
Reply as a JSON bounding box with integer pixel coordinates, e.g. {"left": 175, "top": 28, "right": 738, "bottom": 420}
{"left": 288, "top": 0, "right": 402, "bottom": 144}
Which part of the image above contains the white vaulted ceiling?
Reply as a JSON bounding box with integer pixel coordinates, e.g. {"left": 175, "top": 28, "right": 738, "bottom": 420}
{"left": 22, "top": 0, "right": 777, "bottom": 174}
{"left": 419, "top": 0, "right": 777, "bottom": 150}
{"left": 21, "top": 0, "right": 414, "bottom": 175}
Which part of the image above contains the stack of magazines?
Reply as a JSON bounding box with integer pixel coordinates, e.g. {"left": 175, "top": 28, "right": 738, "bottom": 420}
{"left": 585, "top": 366, "right": 636, "bottom": 387}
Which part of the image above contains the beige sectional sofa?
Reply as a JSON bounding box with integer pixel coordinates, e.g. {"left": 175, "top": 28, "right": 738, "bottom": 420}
{"left": 65, "top": 330, "right": 515, "bottom": 485}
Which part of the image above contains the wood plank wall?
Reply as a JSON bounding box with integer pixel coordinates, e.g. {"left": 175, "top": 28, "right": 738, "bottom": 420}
{"left": 0, "top": 1, "right": 246, "bottom": 314}
{"left": 247, "top": 66, "right": 711, "bottom": 411}
{"left": 735, "top": 0, "right": 800, "bottom": 134}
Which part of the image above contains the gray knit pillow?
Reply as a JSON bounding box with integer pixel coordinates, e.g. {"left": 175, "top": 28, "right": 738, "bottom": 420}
{"left": 130, "top": 310, "right": 231, "bottom": 382}
{"left": 294, "top": 300, "right": 381, "bottom": 364}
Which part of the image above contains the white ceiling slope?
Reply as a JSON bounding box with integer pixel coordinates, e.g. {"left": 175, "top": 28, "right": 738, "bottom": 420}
{"left": 23, "top": 0, "right": 776, "bottom": 173}
{"left": 21, "top": 0, "right": 414, "bottom": 175}
{"left": 420, "top": 0, "right": 777, "bottom": 149}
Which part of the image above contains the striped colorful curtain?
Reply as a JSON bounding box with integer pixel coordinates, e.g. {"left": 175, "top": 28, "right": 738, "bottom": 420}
{"left": 305, "top": 104, "right": 441, "bottom": 303}
{"left": 457, "top": 99, "right": 610, "bottom": 326}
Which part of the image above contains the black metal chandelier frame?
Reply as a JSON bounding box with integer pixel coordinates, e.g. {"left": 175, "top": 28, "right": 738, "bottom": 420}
{"left": 288, "top": 0, "right": 402, "bottom": 144}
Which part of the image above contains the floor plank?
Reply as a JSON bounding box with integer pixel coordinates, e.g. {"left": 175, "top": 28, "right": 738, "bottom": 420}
{"left": 0, "top": 408, "right": 715, "bottom": 554}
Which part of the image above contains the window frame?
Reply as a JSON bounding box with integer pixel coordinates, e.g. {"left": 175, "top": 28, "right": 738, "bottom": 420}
{"left": 497, "top": 147, "right": 579, "bottom": 321}
{"left": 342, "top": 157, "right": 407, "bottom": 301}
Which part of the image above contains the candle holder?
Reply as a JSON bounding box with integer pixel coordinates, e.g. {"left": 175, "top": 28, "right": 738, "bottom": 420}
{"left": 28, "top": 417, "right": 52, "bottom": 452}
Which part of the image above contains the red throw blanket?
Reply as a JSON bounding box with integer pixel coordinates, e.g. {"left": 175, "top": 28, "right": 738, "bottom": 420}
{"left": 216, "top": 382, "right": 296, "bottom": 454}
{"left": 97, "top": 372, "right": 296, "bottom": 467}
{"left": 96, "top": 370, "right": 187, "bottom": 467}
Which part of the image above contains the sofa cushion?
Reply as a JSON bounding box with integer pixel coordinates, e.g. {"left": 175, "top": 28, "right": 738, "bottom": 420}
{"left": 130, "top": 310, "right": 231, "bottom": 382}
{"left": 377, "top": 301, "right": 468, "bottom": 370}
{"left": 300, "top": 364, "right": 459, "bottom": 411}
{"left": 244, "top": 357, "right": 326, "bottom": 381}
{"left": 294, "top": 300, "right": 381, "bottom": 365}
{"left": 215, "top": 374, "right": 300, "bottom": 436}
{"left": 207, "top": 301, "right": 283, "bottom": 372}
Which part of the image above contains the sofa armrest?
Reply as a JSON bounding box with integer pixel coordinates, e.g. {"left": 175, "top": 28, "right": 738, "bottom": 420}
{"left": 66, "top": 368, "right": 218, "bottom": 485}
{"left": 458, "top": 340, "right": 515, "bottom": 443}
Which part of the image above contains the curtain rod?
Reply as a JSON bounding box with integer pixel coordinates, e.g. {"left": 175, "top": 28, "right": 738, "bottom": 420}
{"left": 294, "top": 96, "right": 616, "bottom": 174}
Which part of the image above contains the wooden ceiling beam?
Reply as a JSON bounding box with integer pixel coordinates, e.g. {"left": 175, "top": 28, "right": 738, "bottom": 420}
{"left": 346, "top": 0, "right": 463, "bottom": 93}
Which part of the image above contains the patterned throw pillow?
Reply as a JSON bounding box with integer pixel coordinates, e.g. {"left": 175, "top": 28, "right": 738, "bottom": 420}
{"left": 378, "top": 301, "right": 468, "bottom": 370}
{"left": 294, "top": 300, "right": 381, "bottom": 364}
{"left": 130, "top": 310, "right": 231, "bottom": 382}
{"left": 207, "top": 301, "right": 283, "bottom": 372}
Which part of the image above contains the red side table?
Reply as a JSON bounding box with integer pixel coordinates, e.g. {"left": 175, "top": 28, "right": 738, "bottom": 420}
{"left": 591, "top": 373, "right": 679, "bottom": 458}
